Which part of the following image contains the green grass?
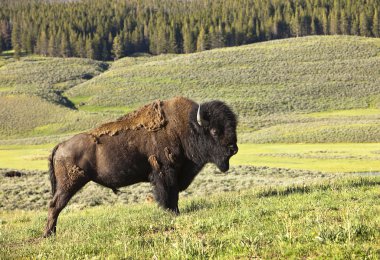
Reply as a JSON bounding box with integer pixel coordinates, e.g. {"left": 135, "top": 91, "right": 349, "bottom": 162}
{"left": 0, "top": 144, "right": 51, "bottom": 170}
{"left": 2, "top": 143, "right": 380, "bottom": 173}
{"left": 1, "top": 177, "right": 379, "bottom": 259}
{"left": 232, "top": 143, "right": 380, "bottom": 173}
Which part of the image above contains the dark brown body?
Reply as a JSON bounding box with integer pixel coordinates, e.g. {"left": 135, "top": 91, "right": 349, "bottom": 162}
{"left": 44, "top": 97, "right": 238, "bottom": 237}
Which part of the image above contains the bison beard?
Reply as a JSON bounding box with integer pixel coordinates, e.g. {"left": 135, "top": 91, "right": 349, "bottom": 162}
{"left": 43, "top": 97, "right": 238, "bottom": 237}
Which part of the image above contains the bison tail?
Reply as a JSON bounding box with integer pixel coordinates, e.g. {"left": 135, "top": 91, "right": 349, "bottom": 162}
{"left": 49, "top": 144, "right": 59, "bottom": 196}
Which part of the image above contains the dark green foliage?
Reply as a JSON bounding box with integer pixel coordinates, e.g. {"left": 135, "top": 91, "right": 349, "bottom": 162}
{"left": 0, "top": 0, "right": 379, "bottom": 60}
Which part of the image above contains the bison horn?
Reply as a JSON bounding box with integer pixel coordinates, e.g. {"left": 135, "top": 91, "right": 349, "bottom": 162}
{"left": 197, "top": 104, "right": 209, "bottom": 127}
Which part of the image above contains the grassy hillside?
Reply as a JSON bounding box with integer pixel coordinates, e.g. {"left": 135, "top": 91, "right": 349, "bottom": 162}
{"left": 0, "top": 36, "right": 379, "bottom": 143}
{"left": 0, "top": 55, "right": 110, "bottom": 141}
{"left": 66, "top": 35, "right": 380, "bottom": 143}
{"left": 1, "top": 177, "right": 379, "bottom": 259}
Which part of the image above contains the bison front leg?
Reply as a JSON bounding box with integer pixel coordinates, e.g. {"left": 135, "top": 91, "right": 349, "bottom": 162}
{"left": 150, "top": 166, "right": 180, "bottom": 214}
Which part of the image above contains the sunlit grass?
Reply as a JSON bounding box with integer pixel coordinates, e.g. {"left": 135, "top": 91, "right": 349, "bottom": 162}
{"left": 231, "top": 143, "right": 380, "bottom": 173}
{"left": 0, "top": 144, "right": 51, "bottom": 170}
{"left": 2, "top": 143, "right": 380, "bottom": 173}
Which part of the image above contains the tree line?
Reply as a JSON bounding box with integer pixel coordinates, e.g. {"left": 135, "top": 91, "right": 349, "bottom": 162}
{"left": 0, "top": 0, "right": 379, "bottom": 60}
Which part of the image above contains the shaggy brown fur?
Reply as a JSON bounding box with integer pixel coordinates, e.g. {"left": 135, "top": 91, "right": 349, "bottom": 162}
{"left": 89, "top": 100, "right": 166, "bottom": 138}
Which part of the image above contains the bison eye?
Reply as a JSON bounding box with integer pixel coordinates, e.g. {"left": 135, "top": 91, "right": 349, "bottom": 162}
{"left": 210, "top": 128, "right": 218, "bottom": 137}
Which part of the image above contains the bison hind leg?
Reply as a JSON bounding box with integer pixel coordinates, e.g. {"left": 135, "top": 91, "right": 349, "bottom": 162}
{"left": 44, "top": 163, "right": 89, "bottom": 237}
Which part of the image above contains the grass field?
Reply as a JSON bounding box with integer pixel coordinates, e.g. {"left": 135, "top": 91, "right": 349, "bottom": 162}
{"left": 1, "top": 143, "right": 379, "bottom": 173}
{"left": 1, "top": 177, "right": 379, "bottom": 259}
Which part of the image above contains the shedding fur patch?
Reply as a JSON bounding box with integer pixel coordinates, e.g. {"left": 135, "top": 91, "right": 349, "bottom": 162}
{"left": 89, "top": 100, "right": 166, "bottom": 138}
{"left": 148, "top": 155, "right": 164, "bottom": 178}
{"left": 67, "top": 165, "right": 85, "bottom": 181}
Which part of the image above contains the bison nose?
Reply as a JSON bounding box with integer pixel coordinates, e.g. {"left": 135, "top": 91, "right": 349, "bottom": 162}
{"left": 229, "top": 144, "right": 238, "bottom": 155}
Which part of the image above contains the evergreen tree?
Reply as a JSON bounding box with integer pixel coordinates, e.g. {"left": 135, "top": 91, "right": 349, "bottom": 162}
{"left": 101, "top": 40, "right": 109, "bottom": 60}
{"left": 11, "top": 20, "right": 21, "bottom": 59}
{"left": 75, "top": 35, "right": 86, "bottom": 58}
{"left": 112, "top": 34, "right": 123, "bottom": 60}
{"left": 322, "top": 10, "right": 329, "bottom": 35}
{"left": 36, "top": 30, "right": 48, "bottom": 56}
{"left": 351, "top": 15, "right": 359, "bottom": 35}
{"left": 167, "top": 26, "right": 178, "bottom": 53}
{"left": 291, "top": 11, "right": 301, "bottom": 37}
{"left": 209, "top": 26, "right": 224, "bottom": 49}
{"left": 373, "top": 9, "right": 379, "bottom": 37}
{"left": 0, "top": 20, "right": 11, "bottom": 50}
{"left": 330, "top": 11, "right": 339, "bottom": 35}
{"left": 311, "top": 16, "right": 317, "bottom": 35}
{"left": 60, "top": 32, "right": 72, "bottom": 57}
{"left": 196, "top": 26, "right": 207, "bottom": 52}
{"left": 85, "top": 37, "right": 94, "bottom": 59}
{"left": 156, "top": 25, "right": 168, "bottom": 54}
{"left": 48, "top": 35, "right": 57, "bottom": 56}
{"left": 340, "top": 10, "right": 350, "bottom": 35}
{"left": 359, "top": 12, "right": 370, "bottom": 36}
{"left": 182, "top": 23, "right": 194, "bottom": 54}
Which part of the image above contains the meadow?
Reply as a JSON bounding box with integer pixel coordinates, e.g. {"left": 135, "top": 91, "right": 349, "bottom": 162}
{"left": 1, "top": 177, "right": 379, "bottom": 259}
{"left": 0, "top": 35, "right": 379, "bottom": 258}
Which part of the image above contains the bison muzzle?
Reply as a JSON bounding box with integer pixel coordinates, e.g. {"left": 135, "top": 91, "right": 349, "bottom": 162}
{"left": 44, "top": 97, "right": 238, "bottom": 237}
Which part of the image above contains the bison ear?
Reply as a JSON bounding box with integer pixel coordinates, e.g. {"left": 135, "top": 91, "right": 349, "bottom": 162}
{"left": 197, "top": 104, "right": 209, "bottom": 127}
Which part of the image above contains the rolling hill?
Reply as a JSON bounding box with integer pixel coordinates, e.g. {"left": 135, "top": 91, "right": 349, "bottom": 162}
{"left": 0, "top": 35, "right": 379, "bottom": 144}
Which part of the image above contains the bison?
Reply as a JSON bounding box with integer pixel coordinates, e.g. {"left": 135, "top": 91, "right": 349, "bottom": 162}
{"left": 44, "top": 97, "right": 238, "bottom": 237}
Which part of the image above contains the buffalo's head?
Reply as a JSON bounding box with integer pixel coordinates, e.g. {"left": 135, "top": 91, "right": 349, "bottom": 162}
{"left": 192, "top": 100, "right": 238, "bottom": 172}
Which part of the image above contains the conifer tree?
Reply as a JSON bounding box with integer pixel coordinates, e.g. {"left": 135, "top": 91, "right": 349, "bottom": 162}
{"left": 291, "top": 11, "right": 301, "bottom": 37}
{"left": 48, "top": 35, "right": 57, "bottom": 57}
{"left": 322, "top": 10, "right": 329, "bottom": 35}
{"left": 351, "top": 15, "right": 359, "bottom": 35}
{"left": 359, "top": 12, "right": 370, "bottom": 36}
{"left": 36, "top": 30, "right": 48, "bottom": 56}
{"left": 340, "top": 10, "right": 349, "bottom": 35}
{"left": 60, "top": 32, "right": 72, "bottom": 57}
{"left": 167, "top": 26, "right": 178, "bottom": 53}
{"left": 196, "top": 26, "right": 207, "bottom": 52}
{"left": 0, "top": 20, "right": 11, "bottom": 50}
{"left": 85, "top": 37, "right": 94, "bottom": 59}
{"left": 373, "top": 9, "right": 379, "bottom": 37}
{"left": 330, "top": 11, "right": 339, "bottom": 35}
{"left": 112, "top": 34, "right": 123, "bottom": 60}
{"left": 182, "top": 23, "right": 194, "bottom": 54}
{"left": 11, "top": 20, "right": 21, "bottom": 59}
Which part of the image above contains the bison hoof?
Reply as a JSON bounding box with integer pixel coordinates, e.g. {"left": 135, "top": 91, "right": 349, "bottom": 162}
{"left": 43, "top": 230, "right": 56, "bottom": 238}
{"left": 168, "top": 207, "right": 180, "bottom": 216}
